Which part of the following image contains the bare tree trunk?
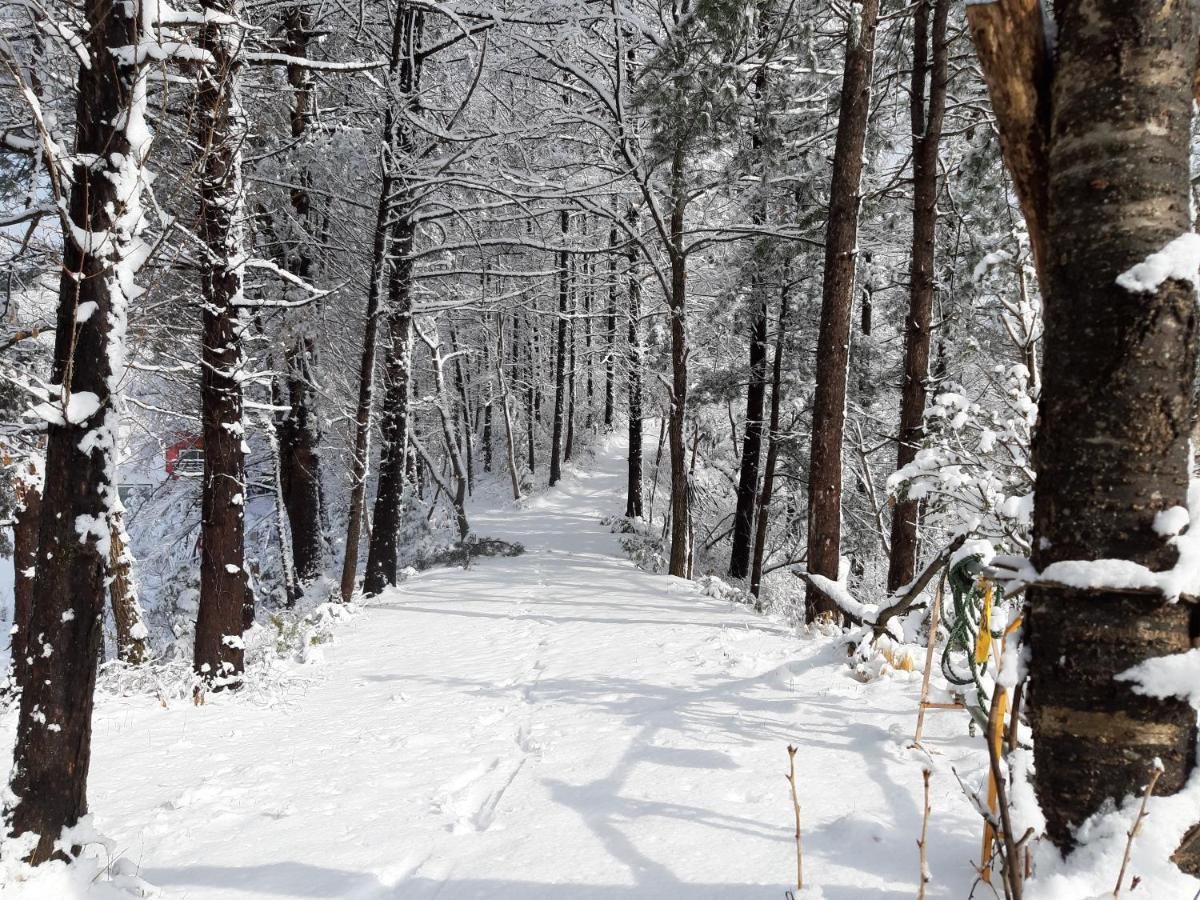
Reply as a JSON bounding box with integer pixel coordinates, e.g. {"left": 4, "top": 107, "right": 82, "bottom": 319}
{"left": 194, "top": 0, "right": 251, "bottom": 686}
{"left": 803, "top": 0, "right": 880, "bottom": 622}
{"left": 263, "top": 409, "right": 300, "bottom": 605}
{"left": 8, "top": 0, "right": 149, "bottom": 859}
{"left": 730, "top": 297, "right": 767, "bottom": 579}
{"left": 626, "top": 204, "right": 644, "bottom": 519}
{"left": 550, "top": 210, "right": 569, "bottom": 486}
{"left": 730, "top": 53, "right": 772, "bottom": 581}
{"left": 448, "top": 319, "right": 474, "bottom": 494}
{"left": 564, "top": 256, "right": 577, "bottom": 462}
{"left": 751, "top": 285, "right": 789, "bottom": 603}
{"left": 584, "top": 254, "right": 594, "bottom": 432}
{"left": 108, "top": 513, "right": 148, "bottom": 665}
{"left": 277, "top": 8, "right": 324, "bottom": 588}
{"left": 605, "top": 221, "right": 617, "bottom": 429}
{"left": 364, "top": 98, "right": 421, "bottom": 602}
{"left": 887, "top": 0, "right": 949, "bottom": 593}
{"left": 526, "top": 307, "right": 537, "bottom": 473}
{"left": 420, "top": 325, "right": 471, "bottom": 541}
{"left": 338, "top": 1, "right": 420, "bottom": 601}
{"left": 495, "top": 314, "right": 523, "bottom": 500}
{"left": 9, "top": 462, "right": 41, "bottom": 692}
{"left": 666, "top": 148, "right": 690, "bottom": 577}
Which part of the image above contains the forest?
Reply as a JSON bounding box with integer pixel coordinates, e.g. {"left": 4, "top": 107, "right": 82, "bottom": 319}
{"left": 2, "top": 0, "right": 1200, "bottom": 896}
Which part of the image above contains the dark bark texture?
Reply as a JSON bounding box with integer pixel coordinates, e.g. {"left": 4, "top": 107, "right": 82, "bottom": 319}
{"left": 10, "top": 467, "right": 40, "bottom": 693}
{"left": 550, "top": 210, "right": 569, "bottom": 486}
{"left": 1027, "top": 0, "right": 1200, "bottom": 870}
{"left": 886, "top": 0, "right": 949, "bottom": 593}
{"left": 730, "top": 299, "right": 767, "bottom": 579}
{"left": 804, "top": 0, "right": 880, "bottom": 621}
{"left": 8, "top": 0, "right": 141, "bottom": 860}
{"left": 750, "top": 285, "right": 788, "bottom": 602}
{"left": 194, "top": 0, "right": 251, "bottom": 687}
{"left": 626, "top": 205, "right": 644, "bottom": 519}
{"left": 666, "top": 149, "right": 690, "bottom": 577}
{"left": 277, "top": 8, "right": 325, "bottom": 587}
{"left": 339, "top": 0, "right": 421, "bottom": 600}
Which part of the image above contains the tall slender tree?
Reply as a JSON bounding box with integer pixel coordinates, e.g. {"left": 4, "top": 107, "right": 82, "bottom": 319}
{"left": 886, "top": 0, "right": 949, "bottom": 593}
{"left": 193, "top": 0, "right": 252, "bottom": 685}
{"left": 804, "top": 0, "right": 880, "bottom": 622}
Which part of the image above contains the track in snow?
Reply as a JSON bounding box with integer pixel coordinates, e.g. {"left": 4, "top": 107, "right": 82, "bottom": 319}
{"left": 4, "top": 437, "right": 984, "bottom": 898}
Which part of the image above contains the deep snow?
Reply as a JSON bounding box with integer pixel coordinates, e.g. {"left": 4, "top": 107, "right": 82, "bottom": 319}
{"left": 1, "top": 438, "right": 991, "bottom": 898}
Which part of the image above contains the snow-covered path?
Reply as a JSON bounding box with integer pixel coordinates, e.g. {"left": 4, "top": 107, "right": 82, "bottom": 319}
{"left": 5, "top": 438, "right": 984, "bottom": 899}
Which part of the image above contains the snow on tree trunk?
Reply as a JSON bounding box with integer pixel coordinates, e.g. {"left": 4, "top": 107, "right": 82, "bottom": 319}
{"left": 550, "top": 210, "right": 569, "bottom": 486}
{"left": 9, "top": 460, "right": 41, "bottom": 692}
{"left": 277, "top": 8, "right": 325, "bottom": 589}
{"left": 625, "top": 203, "right": 644, "bottom": 520}
{"left": 7, "top": 0, "right": 153, "bottom": 860}
{"left": 1021, "top": 0, "right": 1200, "bottom": 870}
{"left": 193, "top": 0, "right": 252, "bottom": 688}
{"left": 364, "top": 219, "right": 417, "bottom": 596}
{"left": 108, "top": 512, "right": 148, "bottom": 665}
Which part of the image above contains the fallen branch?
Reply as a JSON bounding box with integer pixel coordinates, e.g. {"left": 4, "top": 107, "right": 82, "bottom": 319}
{"left": 871, "top": 533, "right": 969, "bottom": 637}
{"left": 792, "top": 533, "right": 967, "bottom": 635}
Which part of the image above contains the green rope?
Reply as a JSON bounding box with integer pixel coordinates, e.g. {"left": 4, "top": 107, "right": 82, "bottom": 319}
{"left": 939, "top": 554, "right": 1006, "bottom": 728}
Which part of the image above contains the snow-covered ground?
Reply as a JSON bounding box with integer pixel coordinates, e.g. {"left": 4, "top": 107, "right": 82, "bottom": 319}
{"left": 1, "top": 437, "right": 989, "bottom": 898}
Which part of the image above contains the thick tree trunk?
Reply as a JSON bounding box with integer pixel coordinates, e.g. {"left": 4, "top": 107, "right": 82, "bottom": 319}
{"left": 363, "top": 265, "right": 414, "bottom": 596}
{"left": 803, "top": 0, "right": 880, "bottom": 622}
{"left": 666, "top": 148, "right": 690, "bottom": 578}
{"left": 279, "top": 339, "right": 323, "bottom": 585}
{"left": 9, "top": 463, "right": 41, "bottom": 692}
{"left": 550, "top": 210, "right": 569, "bottom": 486}
{"left": 8, "top": 0, "right": 148, "bottom": 859}
{"left": 364, "top": 28, "right": 421, "bottom": 598}
{"left": 886, "top": 0, "right": 949, "bottom": 593}
{"left": 194, "top": 0, "right": 251, "bottom": 687}
{"left": 1021, "top": 0, "right": 1200, "bottom": 870}
{"left": 626, "top": 204, "right": 644, "bottom": 519}
{"left": 277, "top": 8, "right": 324, "bottom": 588}
{"left": 751, "top": 285, "right": 789, "bottom": 603}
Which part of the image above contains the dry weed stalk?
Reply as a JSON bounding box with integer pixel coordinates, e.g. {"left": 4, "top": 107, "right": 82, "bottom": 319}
{"left": 917, "top": 767, "right": 932, "bottom": 900}
{"left": 785, "top": 744, "right": 804, "bottom": 892}
{"left": 1112, "top": 762, "right": 1163, "bottom": 897}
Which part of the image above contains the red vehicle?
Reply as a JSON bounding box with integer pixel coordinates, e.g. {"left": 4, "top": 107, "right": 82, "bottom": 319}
{"left": 165, "top": 434, "right": 203, "bottom": 479}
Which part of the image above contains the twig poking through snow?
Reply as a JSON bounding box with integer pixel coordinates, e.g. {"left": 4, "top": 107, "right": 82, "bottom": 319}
{"left": 918, "top": 767, "right": 932, "bottom": 900}
{"left": 1112, "top": 760, "right": 1164, "bottom": 897}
